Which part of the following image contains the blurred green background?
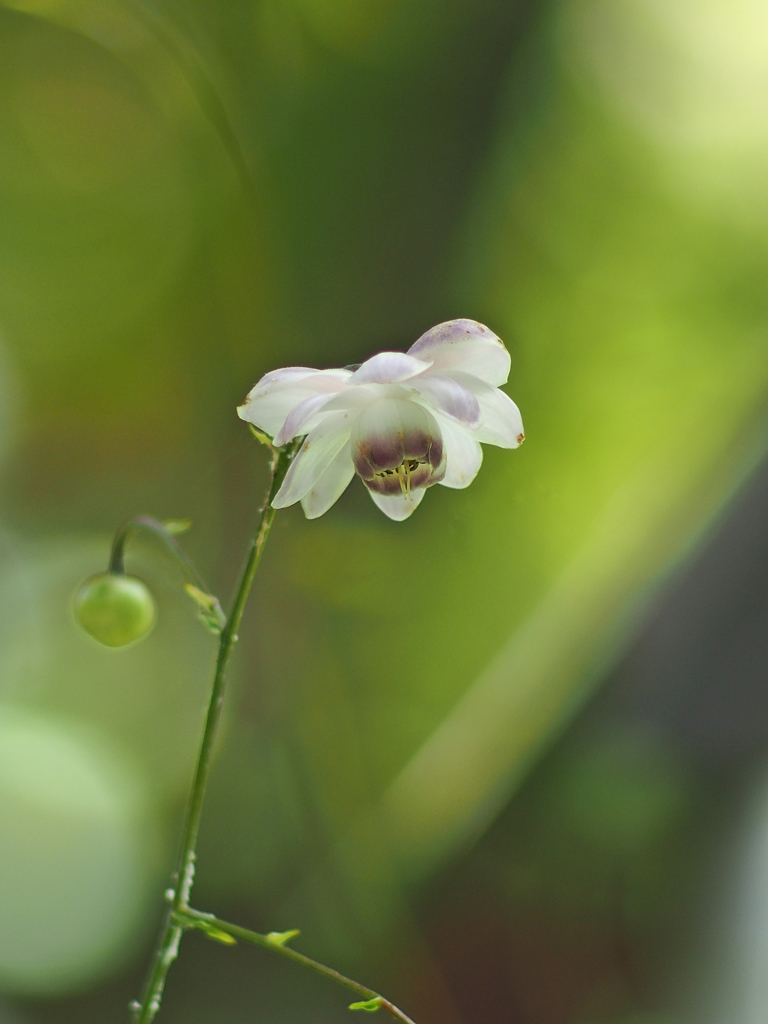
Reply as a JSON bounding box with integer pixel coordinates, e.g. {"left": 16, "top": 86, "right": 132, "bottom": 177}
{"left": 2, "top": 0, "right": 768, "bottom": 1021}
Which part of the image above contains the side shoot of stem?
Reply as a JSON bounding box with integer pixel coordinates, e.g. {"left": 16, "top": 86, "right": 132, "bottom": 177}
{"left": 177, "top": 909, "right": 419, "bottom": 1024}
{"left": 132, "top": 442, "right": 292, "bottom": 1024}
{"left": 130, "top": 438, "right": 418, "bottom": 1024}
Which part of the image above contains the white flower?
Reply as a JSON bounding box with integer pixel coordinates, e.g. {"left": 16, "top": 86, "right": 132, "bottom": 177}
{"left": 237, "top": 319, "right": 524, "bottom": 521}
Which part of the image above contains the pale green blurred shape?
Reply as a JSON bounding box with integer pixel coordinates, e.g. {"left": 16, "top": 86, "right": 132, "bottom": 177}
{"left": 0, "top": 705, "right": 150, "bottom": 993}
{"left": 0, "top": 1, "right": 197, "bottom": 348}
{"left": 550, "top": 734, "right": 690, "bottom": 856}
{"left": 374, "top": 0, "right": 768, "bottom": 873}
{"left": 0, "top": 527, "right": 225, "bottom": 992}
{"left": 563, "top": 0, "right": 768, "bottom": 226}
{"left": 0, "top": 536, "right": 216, "bottom": 797}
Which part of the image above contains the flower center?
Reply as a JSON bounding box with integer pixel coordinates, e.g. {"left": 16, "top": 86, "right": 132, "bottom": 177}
{"left": 351, "top": 398, "right": 446, "bottom": 496}
{"left": 375, "top": 458, "right": 423, "bottom": 495}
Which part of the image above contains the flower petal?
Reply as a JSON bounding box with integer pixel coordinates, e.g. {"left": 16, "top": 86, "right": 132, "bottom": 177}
{"left": 446, "top": 372, "right": 524, "bottom": 447}
{"left": 435, "top": 416, "right": 483, "bottom": 489}
{"left": 321, "top": 382, "right": 408, "bottom": 416}
{"left": 300, "top": 442, "right": 355, "bottom": 519}
{"left": 274, "top": 392, "right": 338, "bottom": 445}
{"left": 407, "top": 320, "right": 510, "bottom": 387}
{"left": 237, "top": 367, "right": 316, "bottom": 434}
{"left": 238, "top": 368, "right": 351, "bottom": 438}
{"left": 272, "top": 414, "right": 351, "bottom": 508}
{"left": 351, "top": 352, "right": 431, "bottom": 384}
{"left": 407, "top": 373, "right": 481, "bottom": 426}
{"left": 351, "top": 398, "right": 441, "bottom": 477}
{"left": 367, "top": 487, "right": 427, "bottom": 521}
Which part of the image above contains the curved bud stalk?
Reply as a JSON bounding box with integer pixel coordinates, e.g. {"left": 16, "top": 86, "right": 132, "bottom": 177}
{"left": 116, "top": 436, "right": 422, "bottom": 1024}
{"left": 73, "top": 516, "right": 225, "bottom": 648}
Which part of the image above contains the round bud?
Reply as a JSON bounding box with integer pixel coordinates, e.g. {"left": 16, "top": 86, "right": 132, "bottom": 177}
{"left": 74, "top": 572, "right": 156, "bottom": 648}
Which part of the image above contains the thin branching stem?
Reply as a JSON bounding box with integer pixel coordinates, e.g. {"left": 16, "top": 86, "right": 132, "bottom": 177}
{"left": 109, "top": 516, "right": 208, "bottom": 589}
{"left": 176, "top": 908, "right": 419, "bottom": 1024}
{"left": 130, "top": 439, "right": 419, "bottom": 1024}
{"left": 132, "top": 443, "right": 292, "bottom": 1024}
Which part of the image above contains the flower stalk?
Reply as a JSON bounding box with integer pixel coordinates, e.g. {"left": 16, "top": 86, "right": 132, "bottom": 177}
{"left": 104, "top": 516, "right": 227, "bottom": 636}
{"left": 73, "top": 320, "right": 520, "bottom": 1019}
{"left": 132, "top": 441, "right": 294, "bottom": 1024}
{"left": 128, "top": 435, "right": 418, "bottom": 1023}
{"left": 108, "top": 516, "right": 203, "bottom": 582}
{"left": 76, "top": 320, "right": 520, "bottom": 1022}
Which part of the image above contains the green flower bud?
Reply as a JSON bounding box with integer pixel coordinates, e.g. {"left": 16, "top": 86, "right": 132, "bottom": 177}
{"left": 74, "top": 572, "right": 156, "bottom": 647}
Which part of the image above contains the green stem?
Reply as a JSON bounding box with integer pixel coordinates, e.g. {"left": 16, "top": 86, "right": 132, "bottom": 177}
{"left": 109, "top": 516, "right": 208, "bottom": 589}
{"left": 132, "top": 444, "right": 293, "bottom": 1024}
{"left": 177, "top": 908, "right": 419, "bottom": 1024}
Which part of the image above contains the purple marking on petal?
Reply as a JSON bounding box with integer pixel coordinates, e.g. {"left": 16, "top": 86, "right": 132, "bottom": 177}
{"left": 364, "top": 474, "right": 407, "bottom": 496}
{"left": 355, "top": 428, "right": 444, "bottom": 475}
{"left": 352, "top": 449, "right": 376, "bottom": 480}
{"left": 406, "top": 319, "right": 510, "bottom": 387}
{"left": 353, "top": 431, "right": 404, "bottom": 476}
{"left": 362, "top": 461, "right": 445, "bottom": 495}
{"left": 400, "top": 430, "right": 443, "bottom": 470}
{"left": 350, "top": 396, "right": 446, "bottom": 487}
{"left": 409, "top": 374, "right": 481, "bottom": 426}
{"left": 430, "top": 459, "right": 446, "bottom": 485}
{"left": 427, "top": 433, "right": 444, "bottom": 470}
{"left": 409, "top": 319, "right": 498, "bottom": 354}
{"left": 400, "top": 431, "right": 430, "bottom": 462}
{"left": 351, "top": 351, "right": 431, "bottom": 384}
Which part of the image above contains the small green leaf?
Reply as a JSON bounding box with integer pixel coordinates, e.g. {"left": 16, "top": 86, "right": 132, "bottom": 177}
{"left": 248, "top": 424, "right": 275, "bottom": 448}
{"left": 163, "top": 519, "right": 192, "bottom": 536}
{"left": 184, "top": 584, "right": 226, "bottom": 633}
{"left": 266, "top": 929, "right": 301, "bottom": 947}
{"left": 202, "top": 926, "right": 237, "bottom": 946}
{"left": 349, "top": 997, "right": 383, "bottom": 1013}
{"left": 183, "top": 916, "right": 238, "bottom": 945}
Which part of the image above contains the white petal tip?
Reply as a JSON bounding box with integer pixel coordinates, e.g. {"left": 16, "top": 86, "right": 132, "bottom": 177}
{"left": 270, "top": 496, "right": 294, "bottom": 510}
{"left": 407, "top": 319, "right": 511, "bottom": 387}
{"left": 367, "top": 487, "right": 427, "bottom": 521}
